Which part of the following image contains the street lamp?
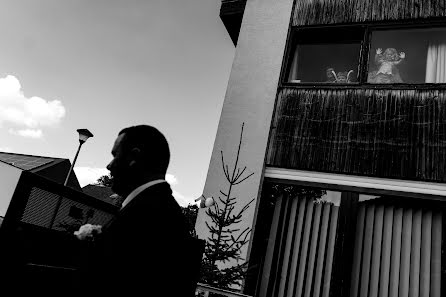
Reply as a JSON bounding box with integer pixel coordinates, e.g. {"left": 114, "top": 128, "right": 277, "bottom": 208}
{"left": 64, "top": 128, "right": 94, "bottom": 186}
{"left": 50, "top": 129, "right": 93, "bottom": 229}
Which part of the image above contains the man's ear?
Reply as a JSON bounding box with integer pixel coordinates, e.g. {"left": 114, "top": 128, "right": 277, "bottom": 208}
{"left": 129, "top": 148, "right": 141, "bottom": 167}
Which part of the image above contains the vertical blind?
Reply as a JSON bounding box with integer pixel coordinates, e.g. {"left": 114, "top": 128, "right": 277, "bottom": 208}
{"left": 350, "top": 199, "right": 442, "bottom": 297}
{"left": 259, "top": 193, "right": 339, "bottom": 297}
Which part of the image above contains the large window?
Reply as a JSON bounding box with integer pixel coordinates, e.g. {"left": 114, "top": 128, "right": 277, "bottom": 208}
{"left": 248, "top": 182, "right": 445, "bottom": 297}
{"left": 286, "top": 25, "right": 446, "bottom": 85}
{"left": 252, "top": 183, "right": 342, "bottom": 297}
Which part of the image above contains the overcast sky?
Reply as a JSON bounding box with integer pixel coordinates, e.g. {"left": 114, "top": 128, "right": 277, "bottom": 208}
{"left": 0, "top": 0, "right": 235, "bottom": 206}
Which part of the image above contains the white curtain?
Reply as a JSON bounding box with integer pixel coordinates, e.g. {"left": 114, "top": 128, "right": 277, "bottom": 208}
{"left": 350, "top": 201, "right": 442, "bottom": 297}
{"left": 288, "top": 48, "right": 299, "bottom": 82}
{"left": 425, "top": 42, "right": 446, "bottom": 83}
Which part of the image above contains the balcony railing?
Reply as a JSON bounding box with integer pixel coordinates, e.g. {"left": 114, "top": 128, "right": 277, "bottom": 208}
{"left": 267, "top": 87, "right": 446, "bottom": 183}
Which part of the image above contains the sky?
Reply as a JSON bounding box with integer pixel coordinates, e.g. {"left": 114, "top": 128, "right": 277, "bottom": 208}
{"left": 0, "top": 0, "right": 235, "bottom": 206}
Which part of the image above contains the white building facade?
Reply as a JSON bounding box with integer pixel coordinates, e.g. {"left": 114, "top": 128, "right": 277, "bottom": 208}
{"left": 196, "top": 1, "right": 446, "bottom": 296}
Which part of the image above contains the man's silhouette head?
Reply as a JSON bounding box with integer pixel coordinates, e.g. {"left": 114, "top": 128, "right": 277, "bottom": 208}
{"left": 107, "top": 125, "right": 170, "bottom": 197}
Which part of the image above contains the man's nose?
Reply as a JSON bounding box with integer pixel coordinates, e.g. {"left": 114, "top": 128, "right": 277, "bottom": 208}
{"left": 106, "top": 161, "right": 112, "bottom": 171}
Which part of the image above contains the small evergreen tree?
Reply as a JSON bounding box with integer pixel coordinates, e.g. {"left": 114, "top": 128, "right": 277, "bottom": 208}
{"left": 182, "top": 204, "right": 199, "bottom": 238}
{"left": 96, "top": 174, "right": 113, "bottom": 187}
{"left": 199, "top": 123, "right": 254, "bottom": 290}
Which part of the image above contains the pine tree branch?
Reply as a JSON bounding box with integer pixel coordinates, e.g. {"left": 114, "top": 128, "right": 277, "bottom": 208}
{"left": 220, "top": 190, "right": 228, "bottom": 197}
{"left": 234, "top": 166, "right": 247, "bottom": 182}
{"left": 221, "top": 151, "right": 230, "bottom": 181}
{"left": 233, "top": 172, "right": 254, "bottom": 185}
{"left": 230, "top": 123, "right": 245, "bottom": 182}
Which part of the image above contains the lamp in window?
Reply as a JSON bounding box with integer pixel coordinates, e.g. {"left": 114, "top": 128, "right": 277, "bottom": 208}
{"left": 195, "top": 195, "right": 215, "bottom": 208}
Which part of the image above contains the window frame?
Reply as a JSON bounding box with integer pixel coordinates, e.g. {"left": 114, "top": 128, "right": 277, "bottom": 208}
{"left": 247, "top": 167, "right": 446, "bottom": 297}
{"left": 281, "top": 20, "right": 446, "bottom": 89}
{"left": 283, "top": 25, "right": 366, "bottom": 85}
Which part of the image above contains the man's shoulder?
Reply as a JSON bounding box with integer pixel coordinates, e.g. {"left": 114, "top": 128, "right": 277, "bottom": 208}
{"left": 123, "top": 182, "right": 180, "bottom": 213}
{"left": 137, "top": 182, "right": 176, "bottom": 205}
{"left": 139, "top": 181, "right": 171, "bottom": 196}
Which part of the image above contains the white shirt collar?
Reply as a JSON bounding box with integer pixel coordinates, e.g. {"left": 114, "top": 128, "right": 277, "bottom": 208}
{"left": 121, "top": 179, "right": 166, "bottom": 209}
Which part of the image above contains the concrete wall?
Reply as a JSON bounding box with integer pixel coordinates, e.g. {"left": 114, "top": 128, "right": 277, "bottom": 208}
{"left": 195, "top": 0, "right": 295, "bottom": 263}
{"left": 0, "top": 162, "right": 22, "bottom": 217}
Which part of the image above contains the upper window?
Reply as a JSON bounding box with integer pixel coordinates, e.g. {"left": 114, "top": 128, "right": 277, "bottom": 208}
{"left": 286, "top": 27, "right": 363, "bottom": 84}
{"left": 286, "top": 25, "right": 446, "bottom": 85}
{"left": 368, "top": 27, "right": 446, "bottom": 84}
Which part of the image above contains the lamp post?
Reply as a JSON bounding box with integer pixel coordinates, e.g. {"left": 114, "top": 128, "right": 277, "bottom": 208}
{"left": 50, "top": 129, "right": 93, "bottom": 230}
{"left": 64, "top": 129, "right": 94, "bottom": 186}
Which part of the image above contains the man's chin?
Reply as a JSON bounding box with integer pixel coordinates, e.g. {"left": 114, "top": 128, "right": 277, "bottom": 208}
{"left": 111, "top": 184, "right": 124, "bottom": 197}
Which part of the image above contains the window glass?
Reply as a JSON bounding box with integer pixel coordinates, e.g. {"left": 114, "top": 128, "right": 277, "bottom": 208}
{"left": 288, "top": 43, "right": 361, "bottom": 83}
{"left": 287, "top": 27, "right": 363, "bottom": 84}
{"left": 368, "top": 27, "right": 446, "bottom": 84}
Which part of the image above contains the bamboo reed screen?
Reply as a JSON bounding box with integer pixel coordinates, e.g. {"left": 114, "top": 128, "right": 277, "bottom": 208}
{"left": 350, "top": 198, "right": 442, "bottom": 297}
{"left": 267, "top": 88, "right": 446, "bottom": 183}
{"left": 293, "top": 0, "right": 446, "bottom": 26}
{"left": 258, "top": 191, "right": 340, "bottom": 297}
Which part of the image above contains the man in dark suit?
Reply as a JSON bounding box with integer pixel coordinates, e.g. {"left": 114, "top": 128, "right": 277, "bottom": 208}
{"left": 86, "top": 125, "right": 198, "bottom": 296}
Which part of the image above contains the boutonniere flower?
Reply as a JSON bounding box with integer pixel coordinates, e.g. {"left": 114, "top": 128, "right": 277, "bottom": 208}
{"left": 74, "top": 224, "right": 102, "bottom": 241}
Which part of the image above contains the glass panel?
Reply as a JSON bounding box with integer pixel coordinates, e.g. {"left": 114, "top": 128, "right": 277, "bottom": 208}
{"left": 368, "top": 27, "right": 446, "bottom": 84}
{"left": 288, "top": 43, "right": 361, "bottom": 83}
{"left": 358, "top": 194, "right": 380, "bottom": 202}
{"left": 254, "top": 183, "right": 341, "bottom": 297}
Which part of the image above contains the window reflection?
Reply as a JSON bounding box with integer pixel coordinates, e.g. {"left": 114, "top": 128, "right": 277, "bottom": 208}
{"left": 315, "top": 190, "right": 342, "bottom": 206}
{"left": 358, "top": 194, "right": 381, "bottom": 202}
{"left": 288, "top": 44, "right": 360, "bottom": 83}
{"left": 368, "top": 28, "right": 446, "bottom": 84}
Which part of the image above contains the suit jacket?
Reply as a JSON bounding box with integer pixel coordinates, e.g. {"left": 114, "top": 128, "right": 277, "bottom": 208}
{"left": 85, "top": 182, "right": 196, "bottom": 296}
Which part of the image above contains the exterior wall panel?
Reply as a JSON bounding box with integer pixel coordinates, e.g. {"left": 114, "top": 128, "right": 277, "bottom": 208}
{"left": 268, "top": 87, "right": 446, "bottom": 183}
{"left": 293, "top": 0, "right": 446, "bottom": 26}
{"left": 195, "top": 0, "right": 295, "bottom": 268}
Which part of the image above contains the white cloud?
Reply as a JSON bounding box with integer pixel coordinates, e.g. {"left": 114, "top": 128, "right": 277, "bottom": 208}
{"left": 73, "top": 167, "right": 109, "bottom": 188}
{"left": 0, "top": 75, "right": 66, "bottom": 136}
{"left": 166, "top": 173, "right": 178, "bottom": 185}
{"left": 165, "top": 173, "right": 195, "bottom": 206}
{"left": 8, "top": 128, "right": 43, "bottom": 139}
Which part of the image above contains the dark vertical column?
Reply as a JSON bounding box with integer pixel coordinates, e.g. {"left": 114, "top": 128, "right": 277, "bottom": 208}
{"left": 0, "top": 171, "right": 33, "bottom": 294}
{"left": 244, "top": 183, "right": 279, "bottom": 296}
{"left": 441, "top": 211, "right": 446, "bottom": 297}
{"left": 329, "top": 191, "right": 359, "bottom": 297}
